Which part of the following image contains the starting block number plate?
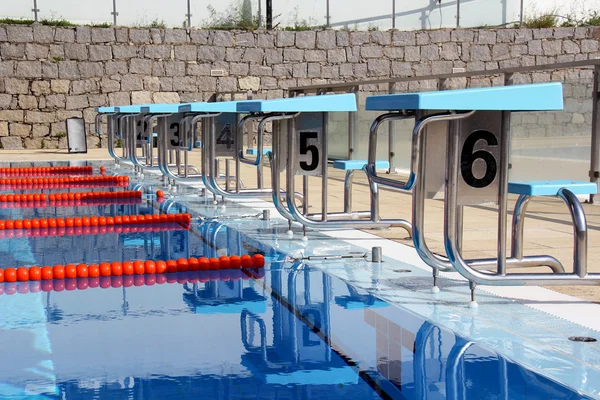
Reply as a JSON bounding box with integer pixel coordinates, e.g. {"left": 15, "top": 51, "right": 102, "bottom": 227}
{"left": 457, "top": 110, "right": 502, "bottom": 206}
{"left": 167, "top": 114, "right": 183, "bottom": 150}
{"left": 135, "top": 116, "right": 150, "bottom": 145}
{"left": 215, "top": 113, "right": 237, "bottom": 157}
{"left": 296, "top": 113, "right": 324, "bottom": 177}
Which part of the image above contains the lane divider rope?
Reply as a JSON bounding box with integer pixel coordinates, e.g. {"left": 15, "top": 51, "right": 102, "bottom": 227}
{"left": 0, "top": 269, "right": 266, "bottom": 295}
{"left": 0, "top": 213, "right": 191, "bottom": 230}
{"left": 0, "top": 176, "right": 129, "bottom": 189}
{"left": 0, "top": 223, "right": 186, "bottom": 238}
{"left": 0, "top": 166, "right": 93, "bottom": 176}
{"left": 0, "top": 190, "right": 142, "bottom": 203}
{"left": 0, "top": 198, "right": 142, "bottom": 209}
{"left": 0, "top": 254, "right": 266, "bottom": 283}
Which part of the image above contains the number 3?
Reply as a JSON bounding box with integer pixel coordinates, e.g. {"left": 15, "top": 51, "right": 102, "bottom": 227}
{"left": 299, "top": 131, "right": 319, "bottom": 171}
{"left": 460, "top": 130, "right": 498, "bottom": 188}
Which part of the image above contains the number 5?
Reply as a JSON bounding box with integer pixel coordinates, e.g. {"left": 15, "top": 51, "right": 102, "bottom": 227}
{"left": 299, "top": 131, "right": 319, "bottom": 171}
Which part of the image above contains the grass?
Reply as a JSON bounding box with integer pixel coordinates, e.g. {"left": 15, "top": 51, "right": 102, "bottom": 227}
{"left": 522, "top": 13, "right": 559, "bottom": 28}
{"left": 51, "top": 56, "right": 64, "bottom": 63}
{"left": 0, "top": 18, "right": 34, "bottom": 25}
{"left": 54, "top": 132, "right": 67, "bottom": 138}
{"left": 90, "top": 22, "right": 112, "bottom": 28}
{"left": 584, "top": 11, "right": 600, "bottom": 26}
{"left": 115, "top": 139, "right": 122, "bottom": 148}
{"left": 40, "top": 18, "right": 76, "bottom": 27}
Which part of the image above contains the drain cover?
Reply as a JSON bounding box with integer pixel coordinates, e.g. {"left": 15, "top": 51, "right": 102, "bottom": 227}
{"left": 568, "top": 336, "right": 597, "bottom": 343}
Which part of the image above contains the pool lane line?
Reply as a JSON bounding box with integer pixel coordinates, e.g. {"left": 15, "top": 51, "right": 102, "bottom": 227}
{"left": 245, "top": 268, "right": 396, "bottom": 400}
{"left": 0, "top": 213, "right": 191, "bottom": 230}
{"left": 0, "top": 166, "right": 93, "bottom": 175}
{"left": 0, "top": 269, "right": 265, "bottom": 295}
{"left": 0, "top": 198, "right": 143, "bottom": 209}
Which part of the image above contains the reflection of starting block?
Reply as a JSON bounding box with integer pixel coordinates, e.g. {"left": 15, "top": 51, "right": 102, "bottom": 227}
{"left": 183, "top": 283, "right": 267, "bottom": 315}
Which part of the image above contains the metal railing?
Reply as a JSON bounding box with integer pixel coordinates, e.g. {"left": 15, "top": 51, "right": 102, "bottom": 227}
{"left": 289, "top": 58, "right": 600, "bottom": 203}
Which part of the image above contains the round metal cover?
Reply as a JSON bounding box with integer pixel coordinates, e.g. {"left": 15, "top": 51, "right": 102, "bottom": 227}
{"left": 568, "top": 336, "right": 597, "bottom": 342}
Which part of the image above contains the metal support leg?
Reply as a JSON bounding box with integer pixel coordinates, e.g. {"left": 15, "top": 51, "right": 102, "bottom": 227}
{"left": 511, "top": 194, "right": 531, "bottom": 260}
{"left": 557, "top": 188, "right": 588, "bottom": 278}
{"left": 343, "top": 170, "right": 355, "bottom": 214}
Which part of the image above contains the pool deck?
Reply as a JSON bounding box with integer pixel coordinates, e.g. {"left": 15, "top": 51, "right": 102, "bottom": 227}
{"left": 5, "top": 148, "right": 600, "bottom": 398}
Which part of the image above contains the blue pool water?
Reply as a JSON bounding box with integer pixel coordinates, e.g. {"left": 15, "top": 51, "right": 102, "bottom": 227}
{"left": 0, "top": 162, "right": 592, "bottom": 399}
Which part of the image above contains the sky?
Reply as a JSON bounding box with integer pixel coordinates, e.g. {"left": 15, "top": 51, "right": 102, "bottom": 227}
{"left": 2, "top": 0, "right": 600, "bottom": 30}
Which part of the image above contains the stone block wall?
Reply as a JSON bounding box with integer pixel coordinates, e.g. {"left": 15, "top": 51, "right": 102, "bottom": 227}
{"left": 0, "top": 24, "right": 599, "bottom": 149}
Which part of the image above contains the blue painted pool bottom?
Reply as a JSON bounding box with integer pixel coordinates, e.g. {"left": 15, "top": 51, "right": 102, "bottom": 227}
{"left": 0, "top": 161, "right": 595, "bottom": 399}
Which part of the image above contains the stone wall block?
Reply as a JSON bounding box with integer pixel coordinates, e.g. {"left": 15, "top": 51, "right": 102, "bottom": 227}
{"left": 1, "top": 137, "right": 23, "bottom": 149}
{"left": 336, "top": 31, "right": 349, "bottom": 46}
{"left": 175, "top": 45, "right": 198, "bottom": 61}
{"left": 197, "top": 46, "right": 226, "bottom": 62}
{"left": 115, "top": 28, "right": 129, "bottom": 43}
{"left": 317, "top": 30, "right": 337, "bottom": 49}
{"left": 106, "top": 61, "right": 128, "bottom": 75}
{"left": 249, "top": 64, "right": 272, "bottom": 76}
{"left": 76, "top": 26, "right": 91, "bottom": 43}
{"left": 64, "top": 43, "right": 88, "bottom": 60}
{"left": 91, "top": 28, "right": 115, "bottom": 43}
{"left": 164, "top": 61, "right": 186, "bottom": 77}
{"left": 78, "top": 62, "right": 104, "bottom": 78}
{"left": 283, "top": 48, "right": 304, "bottom": 62}
{"left": 144, "top": 45, "right": 171, "bottom": 59}
{"left": 1, "top": 43, "right": 25, "bottom": 59}
{"left": 240, "top": 48, "right": 262, "bottom": 63}
{"left": 361, "top": 46, "right": 383, "bottom": 58}
{"left": 296, "top": 31, "right": 316, "bottom": 49}
{"left": 25, "top": 43, "right": 49, "bottom": 60}
{"left": 367, "top": 59, "right": 390, "bottom": 76}
{"left": 150, "top": 29, "right": 163, "bottom": 44}
{"left": 54, "top": 28, "right": 75, "bottom": 43}
{"left": 0, "top": 61, "right": 14, "bottom": 77}
{"left": 257, "top": 32, "right": 275, "bottom": 48}
{"left": 130, "top": 29, "right": 151, "bottom": 43}
{"left": 350, "top": 31, "right": 369, "bottom": 46}
{"left": 7, "top": 26, "right": 33, "bottom": 43}
{"left": 16, "top": 61, "right": 42, "bottom": 78}
{"left": 172, "top": 76, "right": 197, "bottom": 91}
{"left": 212, "top": 31, "right": 234, "bottom": 47}
{"left": 89, "top": 45, "right": 113, "bottom": 61}
{"left": 277, "top": 31, "right": 295, "bottom": 47}
{"left": 235, "top": 32, "right": 255, "bottom": 47}
{"left": 33, "top": 25, "right": 54, "bottom": 43}
{"left": 165, "top": 29, "right": 188, "bottom": 43}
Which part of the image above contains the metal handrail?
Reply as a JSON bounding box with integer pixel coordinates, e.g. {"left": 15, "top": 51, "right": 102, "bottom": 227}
{"left": 289, "top": 59, "right": 600, "bottom": 94}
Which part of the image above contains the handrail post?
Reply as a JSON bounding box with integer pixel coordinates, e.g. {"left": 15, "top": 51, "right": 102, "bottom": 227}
{"left": 348, "top": 86, "right": 358, "bottom": 160}
{"left": 388, "top": 82, "right": 397, "bottom": 173}
{"left": 590, "top": 65, "right": 600, "bottom": 203}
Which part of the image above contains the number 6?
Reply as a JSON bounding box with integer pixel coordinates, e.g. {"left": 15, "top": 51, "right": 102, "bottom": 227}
{"left": 460, "top": 130, "right": 498, "bottom": 188}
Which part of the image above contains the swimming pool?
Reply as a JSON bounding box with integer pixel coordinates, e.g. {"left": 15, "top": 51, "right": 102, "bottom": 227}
{"left": 0, "top": 161, "right": 593, "bottom": 399}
